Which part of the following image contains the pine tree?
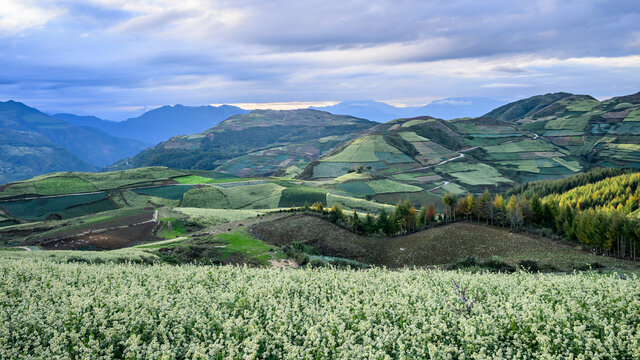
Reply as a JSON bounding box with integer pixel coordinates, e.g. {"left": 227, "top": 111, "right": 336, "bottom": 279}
{"left": 530, "top": 195, "right": 543, "bottom": 224}
{"left": 351, "top": 210, "right": 361, "bottom": 235}
{"left": 364, "top": 214, "right": 376, "bottom": 234}
{"left": 416, "top": 206, "right": 426, "bottom": 229}
{"left": 493, "top": 195, "right": 505, "bottom": 227}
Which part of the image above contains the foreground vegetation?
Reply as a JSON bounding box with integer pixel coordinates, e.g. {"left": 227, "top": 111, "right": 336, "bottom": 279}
{"left": 1, "top": 259, "right": 638, "bottom": 359}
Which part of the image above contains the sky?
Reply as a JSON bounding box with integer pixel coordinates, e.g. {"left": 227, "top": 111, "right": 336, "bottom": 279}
{"left": 0, "top": 0, "right": 639, "bottom": 120}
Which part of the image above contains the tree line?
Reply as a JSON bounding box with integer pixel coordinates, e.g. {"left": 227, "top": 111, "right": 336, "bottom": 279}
{"left": 293, "top": 182, "right": 639, "bottom": 260}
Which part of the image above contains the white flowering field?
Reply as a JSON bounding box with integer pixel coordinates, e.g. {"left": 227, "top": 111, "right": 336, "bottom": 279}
{"left": 1, "top": 259, "right": 639, "bottom": 359}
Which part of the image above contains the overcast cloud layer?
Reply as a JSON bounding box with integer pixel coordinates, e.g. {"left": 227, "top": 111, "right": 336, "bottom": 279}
{"left": 1, "top": 0, "right": 639, "bottom": 120}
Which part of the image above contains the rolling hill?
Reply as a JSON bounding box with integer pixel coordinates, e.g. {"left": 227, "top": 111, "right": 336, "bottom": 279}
{"left": 0, "top": 101, "right": 148, "bottom": 168}
{"left": 299, "top": 91, "right": 640, "bottom": 208}
{"left": 484, "top": 91, "right": 640, "bottom": 167}
{"left": 112, "top": 109, "right": 378, "bottom": 177}
{"left": 55, "top": 104, "right": 248, "bottom": 145}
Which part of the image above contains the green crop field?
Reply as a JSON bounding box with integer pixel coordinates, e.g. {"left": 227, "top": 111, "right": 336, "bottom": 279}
{"left": 398, "top": 131, "right": 429, "bottom": 142}
{"left": 401, "top": 118, "right": 434, "bottom": 127}
{"left": 0, "top": 192, "right": 111, "bottom": 220}
{"left": 132, "top": 185, "right": 195, "bottom": 200}
{"left": 32, "top": 176, "right": 97, "bottom": 196}
{"left": 365, "top": 179, "right": 422, "bottom": 194}
{"left": 278, "top": 186, "right": 327, "bottom": 207}
{"left": 481, "top": 139, "right": 556, "bottom": 153}
{"left": 326, "top": 193, "right": 394, "bottom": 213}
{"left": 322, "top": 135, "right": 402, "bottom": 162}
{"left": 625, "top": 108, "right": 640, "bottom": 122}
{"left": 332, "top": 181, "right": 375, "bottom": 197}
{"left": 181, "top": 186, "right": 227, "bottom": 208}
{"left": 222, "top": 183, "right": 285, "bottom": 209}
{"left": 1, "top": 259, "right": 638, "bottom": 359}
{"left": 173, "top": 208, "right": 267, "bottom": 227}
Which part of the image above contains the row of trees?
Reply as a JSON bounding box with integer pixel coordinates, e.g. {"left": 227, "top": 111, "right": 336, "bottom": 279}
{"left": 442, "top": 191, "right": 639, "bottom": 260}
{"left": 298, "top": 184, "right": 639, "bottom": 260}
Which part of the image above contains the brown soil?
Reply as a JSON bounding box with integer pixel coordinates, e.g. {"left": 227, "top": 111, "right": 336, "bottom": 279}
{"left": 249, "top": 214, "right": 634, "bottom": 269}
{"left": 41, "top": 222, "right": 160, "bottom": 250}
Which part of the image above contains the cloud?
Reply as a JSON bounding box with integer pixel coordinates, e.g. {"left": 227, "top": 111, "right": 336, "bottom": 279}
{"left": 482, "top": 83, "right": 530, "bottom": 89}
{"left": 0, "top": 0, "right": 62, "bottom": 33}
{"left": 0, "top": 0, "right": 638, "bottom": 119}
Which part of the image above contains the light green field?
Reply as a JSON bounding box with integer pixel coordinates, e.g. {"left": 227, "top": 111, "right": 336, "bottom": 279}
{"left": 326, "top": 193, "right": 394, "bottom": 213}
{"left": 552, "top": 157, "right": 582, "bottom": 172}
{"left": 564, "top": 99, "right": 600, "bottom": 112}
{"left": 322, "top": 135, "right": 401, "bottom": 162}
{"left": 624, "top": 109, "right": 640, "bottom": 121}
{"left": 365, "top": 179, "right": 422, "bottom": 194}
{"left": 439, "top": 182, "right": 469, "bottom": 196}
{"left": 401, "top": 118, "right": 434, "bottom": 127}
{"left": 443, "top": 162, "right": 511, "bottom": 186}
{"left": 391, "top": 173, "right": 418, "bottom": 181}
{"left": 481, "top": 139, "right": 556, "bottom": 153}
{"left": 174, "top": 208, "right": 268, "bottom": 227}
{"left": 31, "top": 176, "right": 97, "bottom": 196}
{"left": 181, "top": 186, "right": 227, "bottom": 208}
{"left": 398, "top": 131, "right": 429, "bottom": 142}
{"left": 222, "top": 183, "right": 285, "bottom": 209}
{"left": 332, "top": 172, "right": 374, "bottom": 183}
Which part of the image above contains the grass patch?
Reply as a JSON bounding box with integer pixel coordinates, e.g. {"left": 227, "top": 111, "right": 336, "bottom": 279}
{"left": 181, "top": 186, "right": 227, "bottom": 208}
{"left": 173, "top": 175, "right": 259, "bottom": 184}
{"left": 278, "top": 185, "right": 327, "bottom": 207}
{"left": 552, "top": 157, "right": 582, "bottom": 172}
{"left": 481, "top": 140, "right": 556, "bottom": 153}
{"left": 156, "top": 217, "right": 187, "bottom": 239}
{"left": 322, "top": 135, "right": 402, "bottom": 162}
{"left": 365, "top": 179, "right": 422, "bottom": 194}
{"left": 326, "top": 193, "right": 394, "bottom": 213}
{"left": 32, "top": 176, "right": 97, "bottom": 196}
{"left": 173, "top": 208, "right": 267, "bottom": 227}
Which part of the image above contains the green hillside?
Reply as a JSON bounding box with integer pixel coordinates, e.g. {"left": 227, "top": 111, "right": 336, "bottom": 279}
{"left": 303, "top": 115, "right": 583, "bottom": 207}
{"left": 0, "top": 101, "right": 148, "bottom": 170}
{"left": 299, "top": 92, "right": 640, "bottom": 208}
{"left": 0, "top": 129, "right": 95, "bottom": 184}
{"left": 483, "top": 91, "right": 640, "bottom": 167}
{"left": 112, "top": 109, "right": 377, "bottom": 177}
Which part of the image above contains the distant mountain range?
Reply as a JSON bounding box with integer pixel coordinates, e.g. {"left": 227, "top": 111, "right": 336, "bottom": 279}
{"left": 2, "top": 92, "right": 639, "bottom": 187}
{"left": 311, "top": 97, "right": 507, "bottom": 122}
{"left": 0, "top": 101, "right": 148, "bottom": 183}
{"left": 117, "top": 91, "right": 640, "bottom": 207}
{"left": 55, "top": 104, "right": 249, "bottom": 145}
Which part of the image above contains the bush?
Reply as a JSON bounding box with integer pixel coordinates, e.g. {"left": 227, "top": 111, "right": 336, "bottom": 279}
{"left": 518, "top": 260, "right": 540, "bottom": 272}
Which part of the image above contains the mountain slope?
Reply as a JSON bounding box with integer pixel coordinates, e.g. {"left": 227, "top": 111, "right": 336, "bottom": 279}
{"left": 483, "top": 91, "right": 640, "bottom": 167}
{"left": 0, "top": 101, "right": 148, "bottom": 167}
{"left": 302, "top": 114, "right": 585, "bottom": 207}
{"left": 112, "top": 109, "right": 377, "bottom": 177}
{"left": 0, "top": 129, "right": 94, "bottom": 184}
{"left": 55, "top": 104, "right": 249, "bottom": 144}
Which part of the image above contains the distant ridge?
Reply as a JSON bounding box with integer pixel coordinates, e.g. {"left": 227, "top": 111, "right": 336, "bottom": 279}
{"left": 55, "top": 104, "right": 249, "bottom": 145}
{"left": 311, "top": 97, "right": 506, "bottom": 122}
